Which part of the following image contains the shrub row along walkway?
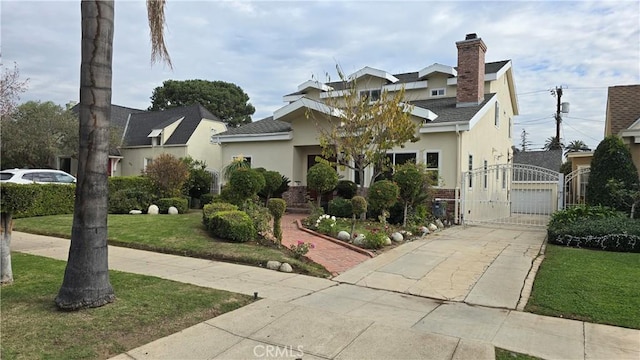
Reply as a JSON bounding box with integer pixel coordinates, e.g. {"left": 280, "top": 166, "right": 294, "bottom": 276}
{"left": 281, "top": 213, "right": 371, "bottom": 275}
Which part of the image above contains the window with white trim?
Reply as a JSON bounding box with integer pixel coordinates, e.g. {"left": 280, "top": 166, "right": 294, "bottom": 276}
{"left": 375, "top": 152, "right": 417, "bottom": 181}
{"left": 431, "top": 88, "right": 445, "bottom": 97}
{"left": 508, "top": 117, "right": 512, "bottom": 138}
{"left": 425, "top": 151, "right": 440, "bottom": 186}
{"left": 494, "top": 102, "right": 500, "bottom": 127}
{"left": 233, "top": 155, "right": 251, "bottom": 167}
{"left": 359, "top": 89, "right": 381, "bottom": 102}
{"left": 144, "top": 157, "right": 153, "bottom": 171}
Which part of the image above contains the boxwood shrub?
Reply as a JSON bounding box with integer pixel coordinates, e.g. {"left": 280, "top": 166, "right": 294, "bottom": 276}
{"left": 328, "top": 197, "right": 353, "bottom": 218}
{"left": 202, "top": 202, "right": 238, "bottom": 225}
{"left": 108, "top": 188, "right": 156, "bottom": 214}
{"left": 108, "top": 176, "right": 153, "bottom": 194}
{"left": 157, "top": 197, "right": 189, "bottom": 214}
{"left": 208, "top": 210, "right": 256, "bottom": 242}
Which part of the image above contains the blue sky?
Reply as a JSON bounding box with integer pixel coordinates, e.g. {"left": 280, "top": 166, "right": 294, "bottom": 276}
{"left": 3, "top": 0, "right": 639, "bottom": 151}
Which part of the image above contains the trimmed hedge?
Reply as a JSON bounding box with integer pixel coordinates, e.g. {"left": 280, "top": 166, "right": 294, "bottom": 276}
{"left": 8, "top": 184, "right": 75, "bottom": 218}
{"left": 157, "top": 197, "right": 189, "bottom": 214}
{"left": 207, "top": 210, "right": 256, "bottom": 242}
{"left": 0, "top": 183, "right": 41, "bottom": 216}
{"left": 335, "top": 180, "right": 357, "bottom": 199}
{"left": 108, "top": 176, "right": 153, "bottom": 194}
{"left": 548, "top": 215, "right": 640, "bottom": 253}
{"left": 202, "top": 202, "right": 238, "bottom": 225}
{"left": 109, "top": 188, "right": 155, "bottom": 214}
{"left": 328, "top": 197, "right": 353, "bottom": 218}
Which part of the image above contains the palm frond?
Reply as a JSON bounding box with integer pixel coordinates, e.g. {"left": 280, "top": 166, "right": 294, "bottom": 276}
{"left": 147, "top": 0, "right": 173, "bottom": 68}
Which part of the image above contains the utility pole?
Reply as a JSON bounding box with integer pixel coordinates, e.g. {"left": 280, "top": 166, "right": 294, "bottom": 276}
{"left": 554, "top": 86, "right": 562, "bottom": 144}
{"left": 550, "top": 86, "right": 567, "bottom": 150}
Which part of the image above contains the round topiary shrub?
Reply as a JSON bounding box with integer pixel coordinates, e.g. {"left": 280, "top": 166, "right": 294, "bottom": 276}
{"left": 267, "top": 198, "right": 287, "bottom": 244}
{"left": 229, "top": 168, "right": 266, "bottom": 203}
{"left": 307, "top": 163, "right": 339, "bottom": 206}
{"left": 368, "top": 180, "right": 399, "bottom": 213}
{"left": 258, "top": 170, "right": 284, "bottom": 202}
{"left": 351, "top": 196, "right": 367, "bottom": 217}
{"left": 202, "top": 202, "right": 238, "bottom": 225}
{"left": 208, "top": 210, "right": 256, "bottom": 242}
{"left": 335, "top": 180, "right": 358, "bottom": 199}
{"left": 328, "top": 197, "right": 353, "bottom": 218}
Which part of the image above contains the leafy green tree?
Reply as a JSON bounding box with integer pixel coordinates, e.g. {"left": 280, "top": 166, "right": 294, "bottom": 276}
{"left": 393, "top": 163, "right": 424, "bottom": 226}
{"left": 367, "top": 180, "right": 399, "bottom": 224}
{"left": 144, "top": 153, "right": 190, "bottom": 198}
{"left": 307, "top": 163, "right": 338, "bottom": 207}
{"left": 149, "top": 79, "right": 255, "bottom": 128}
{"left": 307, "top": 65, "right": 419, "bottom": 192}
{"left": 56, "top": 0, "right": 172, "bottom": 311}
{"left": 544, "top": 136, "right": 564, "bottom": 151}
{"left": 181, "top": 156, "right": 213, "bottom": 199}
{"left": 1, "top": 101, "right": 78, "bottom": 169}
{"left": 564, "top": 139, "right": 591, "bottom": 156}
{"left": 586, "top": 135, "right": 639, "bottom": 213}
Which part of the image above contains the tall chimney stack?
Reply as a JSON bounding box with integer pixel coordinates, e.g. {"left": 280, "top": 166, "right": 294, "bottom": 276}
{"left": 456, "top": 33, "right": 487, "bottom": 107}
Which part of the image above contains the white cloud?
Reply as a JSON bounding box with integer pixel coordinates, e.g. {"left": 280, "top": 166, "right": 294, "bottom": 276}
{"left": 3, "top": 0, "right": 639, "bottom": 151}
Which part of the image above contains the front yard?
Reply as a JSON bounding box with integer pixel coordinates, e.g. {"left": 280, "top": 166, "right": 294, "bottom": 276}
{"left": 526, "top": 243, "right": 640, "bottom": 329}
{"left": 1, "top": 253, "right": 254, "bottom": 360}
{"left": 13, "top": 211, "right": 330, "bottom": 278}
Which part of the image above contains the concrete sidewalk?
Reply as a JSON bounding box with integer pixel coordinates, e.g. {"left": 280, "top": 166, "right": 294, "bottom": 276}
{"left": 12, "top": 232, "right": 640, "bottom": 360}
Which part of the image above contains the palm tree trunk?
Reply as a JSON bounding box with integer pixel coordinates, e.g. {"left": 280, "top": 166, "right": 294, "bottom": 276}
{"left": 1, "top": 213, "right": 14, "bottom": 285}
{"left": 55, "top": 0, "right": 115, "bottom": 310}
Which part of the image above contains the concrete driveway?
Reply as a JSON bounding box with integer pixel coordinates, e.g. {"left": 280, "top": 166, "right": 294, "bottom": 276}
{"left": 333, "top": 224, "right": 547, "bottom": 309}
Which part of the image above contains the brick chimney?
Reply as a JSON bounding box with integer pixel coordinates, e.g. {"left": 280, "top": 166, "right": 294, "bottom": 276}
{"left": 456, "top": 33, "right": 487, "bottom": 107}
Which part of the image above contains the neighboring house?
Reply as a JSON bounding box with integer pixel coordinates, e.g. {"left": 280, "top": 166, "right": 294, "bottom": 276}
{"left": 604, "top": 84, "right": 640, "bottom": 172}
{"left": 512, "top": 150, "right": 563, "bottom": 214}
{"left": 62, "top": 104, "right": 146, "bottom": 176}
{"left": 218, "top": 33, "right": 519, "bottom": 210}
{"left": 119, "top": 104, "right": 227, "bottom": 178}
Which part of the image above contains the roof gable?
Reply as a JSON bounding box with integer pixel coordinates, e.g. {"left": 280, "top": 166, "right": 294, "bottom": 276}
{"left": 606, "top": 85, "right": 640, "bottom": 136}
{"left": 122, "top": 104, "right": 222, "bottom": 147}
{"left": 418, "top": 63, "right": 457, "bottom": 79}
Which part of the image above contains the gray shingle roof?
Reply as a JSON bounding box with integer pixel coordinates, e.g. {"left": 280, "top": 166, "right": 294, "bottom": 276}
{"left": 122, "top": 104, "right": 220, "bottom": 146}
{"left": 71, "top": 104, "right": 146, "bottom": 155}
{"left": 412, "top": 94, "right": 496, "bottom": 124}
{"left": 513, "top": 150, "right": 563, "bottom": 172}
{"left": 217, "top": 116, "right": 291, "bottom": 136}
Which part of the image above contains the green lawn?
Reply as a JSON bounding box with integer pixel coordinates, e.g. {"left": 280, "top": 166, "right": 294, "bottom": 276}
{"left": 1, "top": 253, "right": 254, "bottom": 360}
{"left": 13, "top": 212, "right": 330, "bottom": 278}
{"left": 495, "top": 348, "right": 543, "bottom": 360}
{"left": 526, "top": 244, "right": 640, "bottom": 329}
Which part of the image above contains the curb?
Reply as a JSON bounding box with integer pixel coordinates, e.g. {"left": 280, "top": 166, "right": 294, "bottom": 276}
{"left": 295, "top": 219, "right": 376, "bottom": 258}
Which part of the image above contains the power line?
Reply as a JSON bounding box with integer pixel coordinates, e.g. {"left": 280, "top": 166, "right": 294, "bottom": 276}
{"left": 563, "top": 121, "right": 601, "bottom": 142}
{"left": 563, "top": 115, "right": 605, "bottom": 123}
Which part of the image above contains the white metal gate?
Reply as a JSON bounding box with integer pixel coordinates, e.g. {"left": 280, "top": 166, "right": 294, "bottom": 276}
{"left": 459, "top": 164, "right": 563, "bottom": 227}
{"left": 564, "top": 168, "right": 590, "bottom": 208}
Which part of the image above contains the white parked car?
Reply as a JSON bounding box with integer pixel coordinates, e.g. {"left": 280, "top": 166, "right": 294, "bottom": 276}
{"left": 0, "top": 169, "right": 76, "bottom": 185}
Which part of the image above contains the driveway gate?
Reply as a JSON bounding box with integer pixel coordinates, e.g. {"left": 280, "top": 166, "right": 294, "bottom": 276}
{"left": 459, "top": 164, "right": 563, "bottom": 227}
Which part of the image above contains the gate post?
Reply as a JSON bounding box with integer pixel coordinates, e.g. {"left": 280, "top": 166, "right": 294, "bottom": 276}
{"left": 557, "top": 173, "right": 565, "bottom": 211}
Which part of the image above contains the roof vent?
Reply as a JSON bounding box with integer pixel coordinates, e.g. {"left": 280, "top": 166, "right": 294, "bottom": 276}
{"left": 465, "top": 33, "right": 478, "bottom": 40}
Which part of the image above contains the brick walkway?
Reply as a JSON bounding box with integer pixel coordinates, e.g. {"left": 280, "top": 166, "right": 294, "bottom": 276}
{"left": 281, "top": 213, "right": 371, "bottom": 275}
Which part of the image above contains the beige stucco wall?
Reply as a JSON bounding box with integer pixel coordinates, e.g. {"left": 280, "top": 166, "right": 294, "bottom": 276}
{"left": 187, "top": 119, "right": 226, "bottom": 171}
{"left": 568, "top": 154, "right": 593, "bottom": 172}
{"left": 120, "top": 146, "right": 189, "bottom": 176}
{"left": 220, "top": 140, "right": 294, "bottom": 182}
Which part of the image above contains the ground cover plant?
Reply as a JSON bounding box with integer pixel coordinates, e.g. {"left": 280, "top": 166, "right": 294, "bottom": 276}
{"left": 1, "top": 253, "right": 254, "bottom": 360}
{"left": 13, "top": 212, "right": 330, "bottom": 278}
{"left": 526, "top": 244, "right": 640, "bottom": 329}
